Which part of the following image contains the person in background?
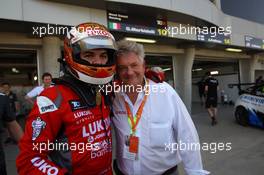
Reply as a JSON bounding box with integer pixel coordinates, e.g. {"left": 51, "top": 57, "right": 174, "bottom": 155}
{"left": 220, "top": 89, "right": 225, "bottom": 105}
{"left": 197, "top": 76, "right": 206, "bottom": 106}
{"left": 1, "top": 82, "right": 20, "bottom": 144}
{"left": 0, "top": 92, "right": 23, "bottom": 175}
{"left": 255, "top": 75, "right": 264, "bottom": 85}
{"left": 25, "top": 72, "right": 53, "bottom": 104}
{"left": 204, "top": 71, "right": 219, "bottom": 126}
{"left": 1, "top": 82, "right": 19, "bottom": 114}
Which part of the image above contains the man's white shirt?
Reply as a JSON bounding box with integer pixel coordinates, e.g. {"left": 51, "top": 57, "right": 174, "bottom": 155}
{"left": 112, "top": 79, "right": 209, "bottom": 175}
{"left": 26, "top": 85, "right": 53, "bottom": 98}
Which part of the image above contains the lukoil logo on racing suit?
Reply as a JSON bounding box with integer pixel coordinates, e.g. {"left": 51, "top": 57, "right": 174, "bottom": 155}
{"left": 82, "top": 117, "right": 110, "bottom": 137}
{"left": 74, "top": 110, "right": 93, "bottom": 119}
{"left": 31, "top": 157, "right": 58, "bottom": 175}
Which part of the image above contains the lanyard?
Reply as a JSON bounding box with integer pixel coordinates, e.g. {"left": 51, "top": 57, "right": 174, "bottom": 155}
{"left": 124, "top": 80, "right": 149, "bottom": 135}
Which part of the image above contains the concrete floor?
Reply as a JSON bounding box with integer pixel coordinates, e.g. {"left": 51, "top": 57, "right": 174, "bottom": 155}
{"left": 182, "top": 103, "right": 264, "bottom": 175}
{"left": 4, "top": 103, "right": 264, "bottom": 175}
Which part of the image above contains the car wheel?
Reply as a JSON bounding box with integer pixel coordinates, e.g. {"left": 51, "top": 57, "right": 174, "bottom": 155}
{"left": 235, "top": 106, "right": 249, "bottom": 126}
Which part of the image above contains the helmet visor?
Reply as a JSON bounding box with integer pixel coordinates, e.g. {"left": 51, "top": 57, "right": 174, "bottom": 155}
{"left": 78, "top": 35, "right": 117, "bottom": 52}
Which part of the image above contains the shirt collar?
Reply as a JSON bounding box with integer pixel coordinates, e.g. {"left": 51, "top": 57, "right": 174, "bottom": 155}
{"left": 120, "top": 77, "right": 148, "bottom": 105}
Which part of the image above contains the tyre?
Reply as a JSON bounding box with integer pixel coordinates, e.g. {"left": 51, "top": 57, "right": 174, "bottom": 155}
{"left": 235, "top": 106, "right": 249, "bottom": 126}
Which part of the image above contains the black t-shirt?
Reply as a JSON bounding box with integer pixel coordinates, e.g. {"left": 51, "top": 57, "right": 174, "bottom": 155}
{"left": 205, "top": 77, "right": 219, "bottom": 97}
{"left": 0, "top": 93, "right": 16, "bottom": 131}
{"left": 197, "top": 80, "right": 205, "bottom": 95}
{"left": 7, "top": 91, "right": 17, "bottom": 113}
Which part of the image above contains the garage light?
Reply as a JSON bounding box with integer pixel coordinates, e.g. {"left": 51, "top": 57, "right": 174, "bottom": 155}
{"left": 225, "top": 48, "right": 242, "bottom": 52}
{"left": 192, "top": 68, "right": 203, "bottom": 72}
{"left": 210, "top": 71, "right": 219, "bottom": 75}
{"left": 125, "top": 37, "right": 156, "bottom": 43}
{"left": 11, "top": 67, "right": 19, "bottom": 73}
{"left": 34, "top": 76, "right": 38, "bottom": 81}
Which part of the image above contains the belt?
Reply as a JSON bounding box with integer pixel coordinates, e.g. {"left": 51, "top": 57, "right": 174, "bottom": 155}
{"left": 162, "top": 165, "right": 178, "bottom": 175}
{"left": 114, "top": 159, "right": 178, "bottom": 175}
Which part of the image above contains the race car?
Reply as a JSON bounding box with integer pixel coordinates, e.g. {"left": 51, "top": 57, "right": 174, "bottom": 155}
{"left": 229, "top": 82, "right": 264, "bottom": 128}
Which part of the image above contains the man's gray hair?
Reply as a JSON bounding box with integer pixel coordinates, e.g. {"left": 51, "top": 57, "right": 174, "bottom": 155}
{"left": 116, "top": 39, "right": 145, "bottom": 62}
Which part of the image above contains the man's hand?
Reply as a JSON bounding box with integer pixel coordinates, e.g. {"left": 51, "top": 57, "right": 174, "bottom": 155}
{"left": 25, "top": 95, "right": 34, "bottom": 105}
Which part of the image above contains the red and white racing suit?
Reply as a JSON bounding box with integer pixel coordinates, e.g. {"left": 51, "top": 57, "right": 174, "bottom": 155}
{"left": 16, "top": 83, "right": 112, "bottom": 175}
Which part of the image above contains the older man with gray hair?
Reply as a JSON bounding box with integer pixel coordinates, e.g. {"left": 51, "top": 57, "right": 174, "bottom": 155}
{"left": 112, "top": 39, "right": 209, "bottom": 175}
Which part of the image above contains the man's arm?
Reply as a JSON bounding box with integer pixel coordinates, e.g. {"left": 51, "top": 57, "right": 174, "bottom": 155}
{"left": 172, "top": 92, "right": 210, "bottom": 175}
{"left": 25, "top": 86, "right": 40, "bottom": 105}
{"left": 2, "top": 95, "right": 24, "bottom": 142}
{"left": 25, "top": 95, "right": 34, "bottom": 105}
{"left": 13, "top": 93, "right": 20, "bottom": 114}
{"left": 6, "top": 120, "right": 23, "bottom": 142}
{"left": 204, "top": 85, "right": 208, "bottom": 98}
{"left": 15, "top": 101, "right": 20, "bottom": 113}
{"left": 204, "top": 85, "right": 208, "bottom": 92}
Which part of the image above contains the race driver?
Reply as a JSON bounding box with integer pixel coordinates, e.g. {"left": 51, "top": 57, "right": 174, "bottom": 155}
{"left": 16, "top": 22, "right": 116, "bottom": 175}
